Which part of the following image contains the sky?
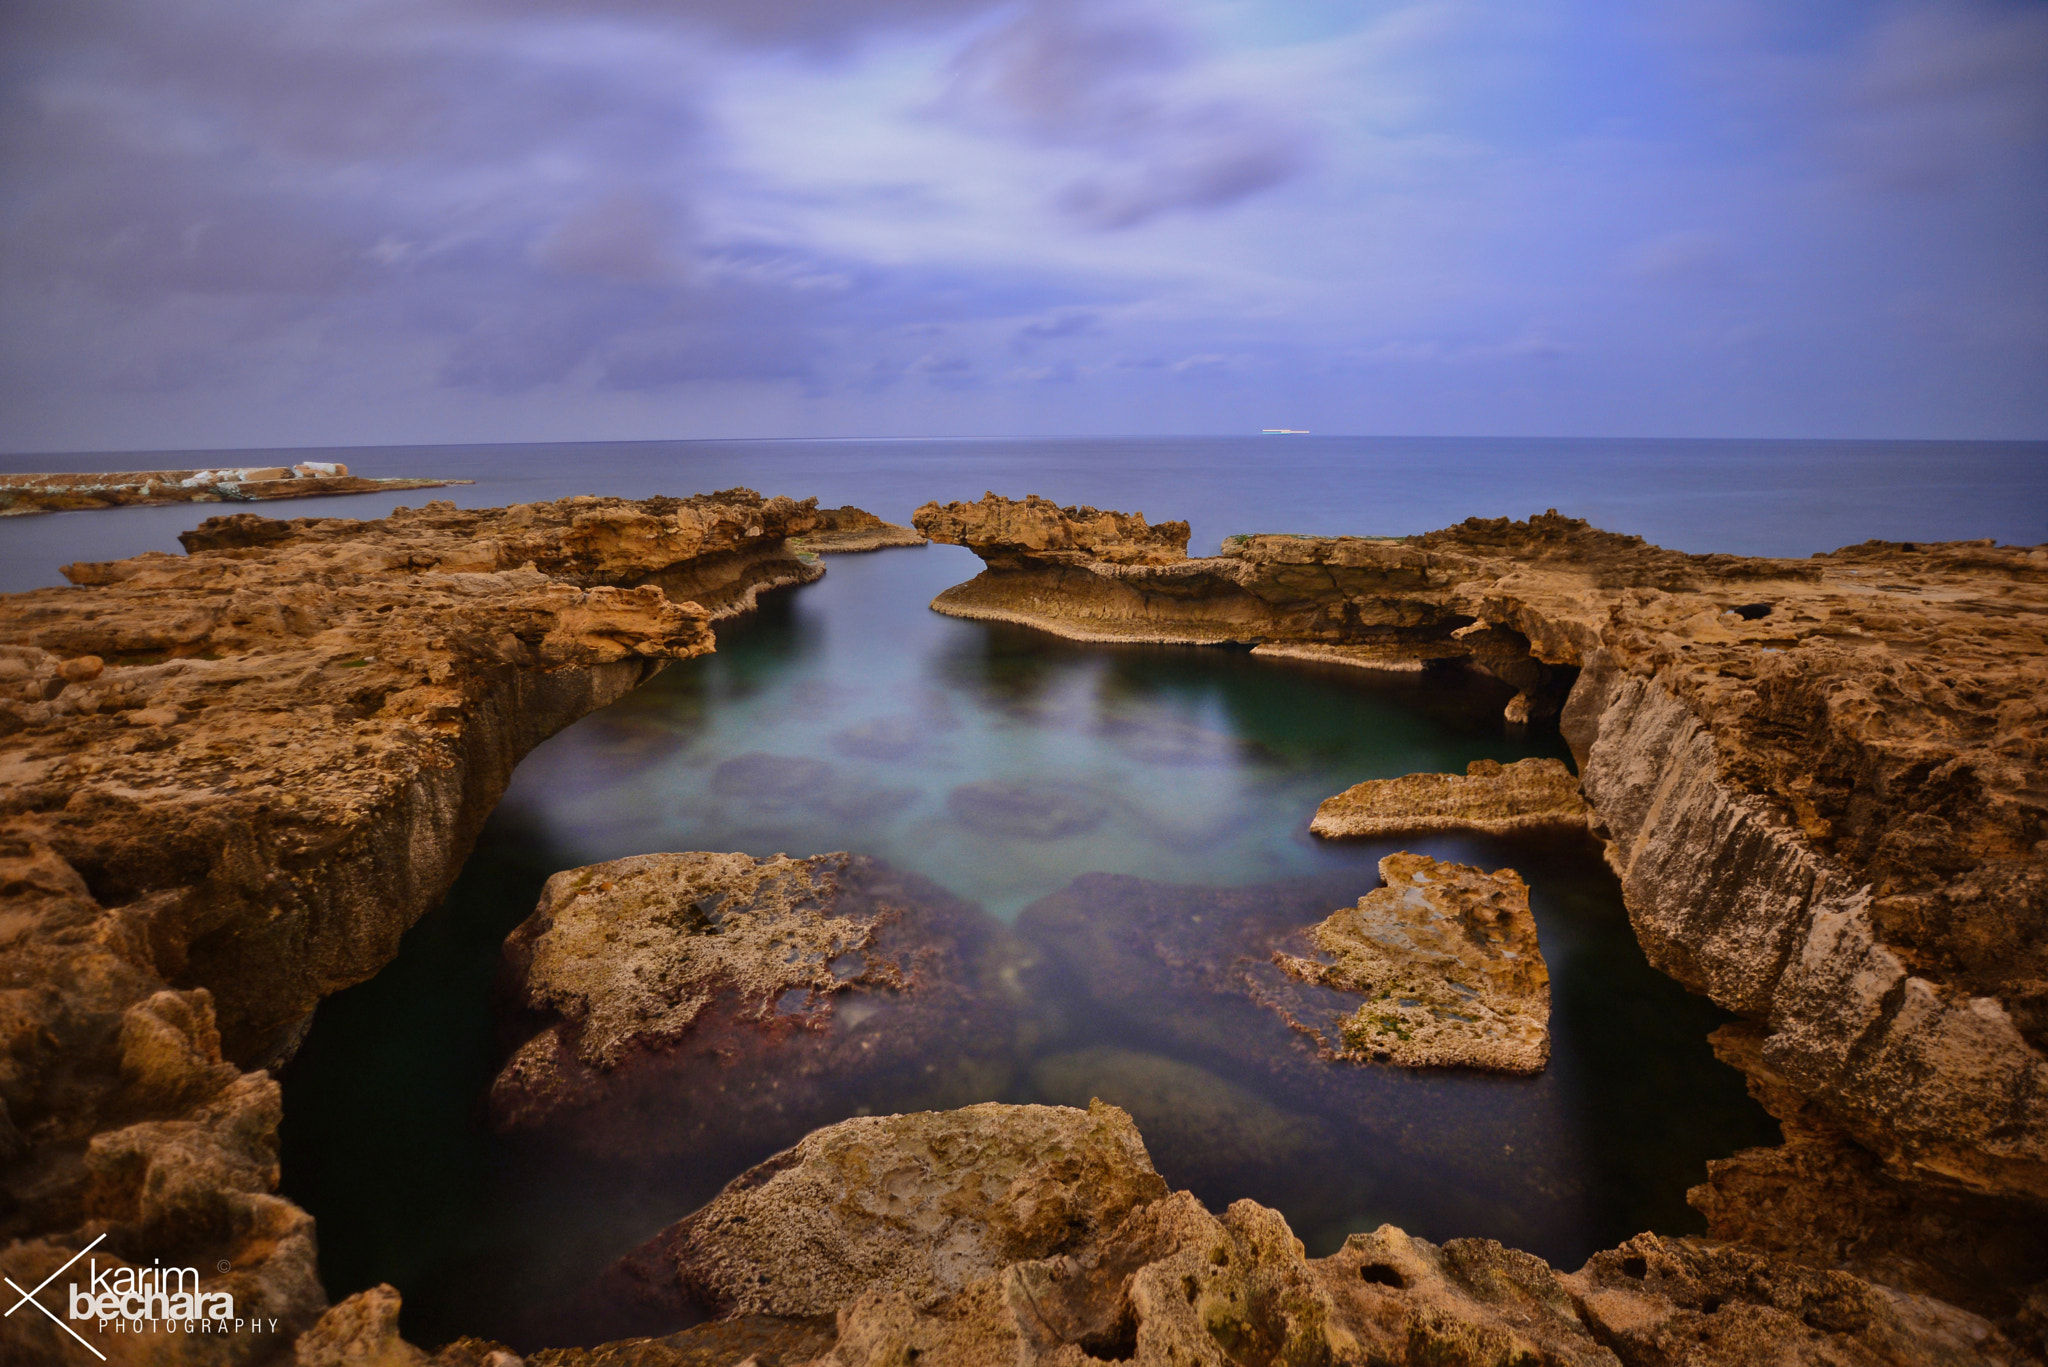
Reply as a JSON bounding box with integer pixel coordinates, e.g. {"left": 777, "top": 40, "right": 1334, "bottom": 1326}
{"left": 1, "top": 0, "right": 2044, "bottom": 452}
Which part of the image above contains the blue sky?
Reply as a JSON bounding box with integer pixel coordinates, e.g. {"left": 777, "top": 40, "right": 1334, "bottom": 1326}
{"left": 2, "top": 0, "right": 2043, "bottom": 450}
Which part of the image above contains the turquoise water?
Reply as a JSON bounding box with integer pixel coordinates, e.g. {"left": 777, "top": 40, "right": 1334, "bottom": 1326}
{"left": 279, "top": 542, "right": 1775, "bottom": 1350}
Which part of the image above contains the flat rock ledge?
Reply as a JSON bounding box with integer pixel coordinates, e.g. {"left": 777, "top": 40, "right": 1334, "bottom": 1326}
{"left": 1311, "top": 756, "right": 1589, "bottom": 839}
{"left": 0, "top": 463, "right": 469, "bottom": 515}
{"left": 488, "top": 851, "right": 1013, "bottom": 1158}
{"left": 792, "top": 505, "right": 928, "bottom": 553}
{"left": 1267, "top": 853, "right": 1551, "bottom": 1074}
{"left": 320, "top": 1102, "right": 2023, "bottom": 1367}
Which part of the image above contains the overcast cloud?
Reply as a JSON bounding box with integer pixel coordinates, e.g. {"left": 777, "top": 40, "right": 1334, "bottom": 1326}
{"left": 0, "top": 0, "right": 2041, "bottom": 450}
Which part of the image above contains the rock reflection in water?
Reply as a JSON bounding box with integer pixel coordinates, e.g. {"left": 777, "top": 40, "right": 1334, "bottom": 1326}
{"left": 279, "top": 543, "right": 1774, "bottom": 1351}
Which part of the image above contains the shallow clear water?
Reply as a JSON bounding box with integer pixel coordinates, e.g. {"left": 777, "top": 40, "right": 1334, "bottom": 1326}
{"left": 279, "top": 543, "right": 1776, "bottom": 1351}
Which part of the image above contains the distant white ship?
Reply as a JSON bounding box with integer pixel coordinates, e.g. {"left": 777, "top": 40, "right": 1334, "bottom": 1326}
{"left": 1260, "top": 428, "right": 1310, "bottom": 434}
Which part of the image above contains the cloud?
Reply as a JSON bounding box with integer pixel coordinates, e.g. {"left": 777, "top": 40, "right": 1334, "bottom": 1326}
{"left": 534, "top": 194, "right": 688, "bottom": 282}
{"left": 934, "top": 1, "right": 1309, "bottom": 228}
{"left": 458, "top": 0, "right": 1003, "bottom": 54}
{"left": 1011, "top": 310, "right": 1102, "bottom": 352}
{"left": 1623, "top": 231, "right": 1738, "bottom": 287}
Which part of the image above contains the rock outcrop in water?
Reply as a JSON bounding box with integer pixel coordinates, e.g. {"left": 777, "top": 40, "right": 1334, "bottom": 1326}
{"left": 913, "top": 492, "right": 1189, "bottom": 567}
{"left": 792, "top": 505, "right": 928, "bottom": 553}
{"left": 0, "top": 490, "right": 822, "bottom": 1363}
{"left": 327, "top": 1100, "right": 2019, "bottom": 1367}
{"left": 921, "top": 496, "right": 2048, "bottom": 1340}
{"left": 0, "top": 464, "right": 470, "bottom": 516}
{"left": 1266, "top": 853, "right": 1551, "bottom": 1074}
{"left": 1310, "top": 757, "right": 1589, "bottom": 838}
{"left": 6, "top": 488, "right": 2043, "bottom": 1363}
{"left": 488, "top": 851, "right": 1018, "bottom": 1160}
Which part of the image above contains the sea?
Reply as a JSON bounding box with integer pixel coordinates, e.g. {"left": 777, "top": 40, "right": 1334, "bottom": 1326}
{"left": 4, "top": 435, "right": 2042, "bottom": 1349}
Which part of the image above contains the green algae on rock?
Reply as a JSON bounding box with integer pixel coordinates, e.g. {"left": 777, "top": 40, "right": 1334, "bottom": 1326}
{"left": 1310, "top": 756, "right": 1589, "bottom": 839}
{"left": 1269, "top": 853, "right": 1551, "bottom": 1074}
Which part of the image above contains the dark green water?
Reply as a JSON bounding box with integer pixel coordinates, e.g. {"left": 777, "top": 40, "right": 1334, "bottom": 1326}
{"left": 279, "top": 542, "right": 1776, "bottom": 1350}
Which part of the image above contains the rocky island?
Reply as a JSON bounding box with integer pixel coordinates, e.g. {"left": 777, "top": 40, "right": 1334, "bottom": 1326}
{"left": 0, "top": 463, "right": 471, "bottom": 515}
{"left": 1266, "top": 853, "right": 1552, "bottom": 1074}
{"left": 2, "top": 490, "right": 2042, "bottom": 1366}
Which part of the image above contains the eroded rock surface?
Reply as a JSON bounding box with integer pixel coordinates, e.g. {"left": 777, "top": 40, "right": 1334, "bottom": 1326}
{"left": 618, "top": 1100, "right": 1169, "bottom": 1318}
{"left": 792, "top": 505, "right": 927, "bottom": 553}
{"left": 1266, "top": 853, "right": 1551, "bottom": 1074}
{"left": 924, "top": 495, "right": 2048, "bottom": 1331}
{"left": 586, "top": 1103, "right": 2011, "bottom": 1367}
{"left": 1013, "top": 870, "right": 1582, "bottom": 1217}
{"left": 489, "top": 852, "right": 1018, "bottom": 1160}
{"left": 913, "top": 492, "right": 1190, "bottom": 568}
{"left": 1311, "top": 757, "right": 1588, "bottom": 839}
{"left": 0, "top": 490, "right": 821, "bottom": 1364}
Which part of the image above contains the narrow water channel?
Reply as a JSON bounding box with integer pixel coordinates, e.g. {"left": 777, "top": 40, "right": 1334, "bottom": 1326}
{"left": 279, "top": 543, "right": 1775, "bottom": 1350}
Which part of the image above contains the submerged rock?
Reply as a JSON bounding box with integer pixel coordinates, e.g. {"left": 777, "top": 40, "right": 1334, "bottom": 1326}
{"left": 947, "top": 777, "right": 1110, "bottom": 840}
{"left": 1265, "top": 852, "right": 1551, "bottom": 1074}
{"left": 1027, "top": 1046, "right": 1338, "bottom": 1197}
{"left": 618, "top": 1100, "right": 1169, "bottom": 1317}
{"left": 921, "top": 498, "right": 2048, "bottom": 1327}
{"left": 1013, "top": 870, "right": 1580, "bottom": 1214}
{"left": 1310, "top": 756, "right": 1588, "bottom": 839}
{"left": 488, "top": 852, "right": 1017, "bottom": 1160}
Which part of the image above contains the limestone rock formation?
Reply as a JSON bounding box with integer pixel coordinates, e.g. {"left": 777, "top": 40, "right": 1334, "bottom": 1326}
{"left": 0, "top": 464, "right": 468, "bottom": 516}
{"left": 488, "top": 852, "right": 1018, "bottom": 1160}
{"left": 0, "top": 490, "right": 822, "bottom": 1365}
{"left": 913, "top": 491, "right": 1190, "bottom": 568}
{"left": 617, "top": 1100, "right": 1170, "bottom": 1318}
{"left": 1012, "top": 870, "right": 1580, "bottom": 1209}
{"left": 925, "top": 496, "right": 2048, "bottom": 1334}
{"left": 1266, "top": 853, "right": 1551, "bottom": 1074}
{"left": 1310, "top": 756, "right": 1588, "bottom": 839}
{"left": 596, "top": 1102, "right": 2011, "bottom": 1367}
{"left": 175, "top": 488, "right": 824, "bottom": 619}
{"left": 792, "top": 505, "right": 927, "bottom": 553}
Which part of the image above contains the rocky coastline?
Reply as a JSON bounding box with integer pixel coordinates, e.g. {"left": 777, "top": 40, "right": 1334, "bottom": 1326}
{"left": 3, "top": 490, "right": 2042, "bottom": 1365}
{"left": 0, "top": 464, "right": 471, "bottom": 516}
{"left": 0, "top": 491, "right": 825, "bottom": 1361}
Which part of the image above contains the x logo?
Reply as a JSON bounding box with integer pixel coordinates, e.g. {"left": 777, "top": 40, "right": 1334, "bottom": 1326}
{"left": 4, "top": 1233, "right": 108, "bottom": 1361}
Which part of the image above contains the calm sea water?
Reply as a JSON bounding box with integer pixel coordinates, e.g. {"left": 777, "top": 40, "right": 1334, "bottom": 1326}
{"left": 7, "top": 436, "right": 2038, "bottom": 1350}
{"left": 278, "top": 545, "right": 1774, "bottom": 1348}
{"left": 3, "top": 435, "right": 2043, "bottom": 593}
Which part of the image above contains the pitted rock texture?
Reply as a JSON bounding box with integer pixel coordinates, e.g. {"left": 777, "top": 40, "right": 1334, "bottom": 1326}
{"left": 297, "top": 1104, "right": 2023, "bottom": 1367}
{"left": 489, "top": 852, "right": 1018, "bottom": 1161}
{"left": 1311, "top": 757, "right": 1588, "bottom": 839}
{"left": 913, "top": 492, "right": 1190, "bottom": 567}
{"left": 174, "top": 487, "right": 824, "bottom": 619}
{"left": 1014, "top": 871, "right": 1581, "bottom": 1209}
{"left": 925, "top": 496, "right": 2048, "bottom": 1322}
{"left": 618, "top": 1100, "right": 1170, "bottom": 1318}
{"left": 792, "top": 505, "right": 927, "bottom": 553}
{"left": 1266, "top": 853, "right": 1551, "bottom": 1074}
{"left": 593, "top": 1104, "right": 2011, "bottom": 1367}
{"left": 0, "top": 491, "right": 820, "bottom": 1366}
